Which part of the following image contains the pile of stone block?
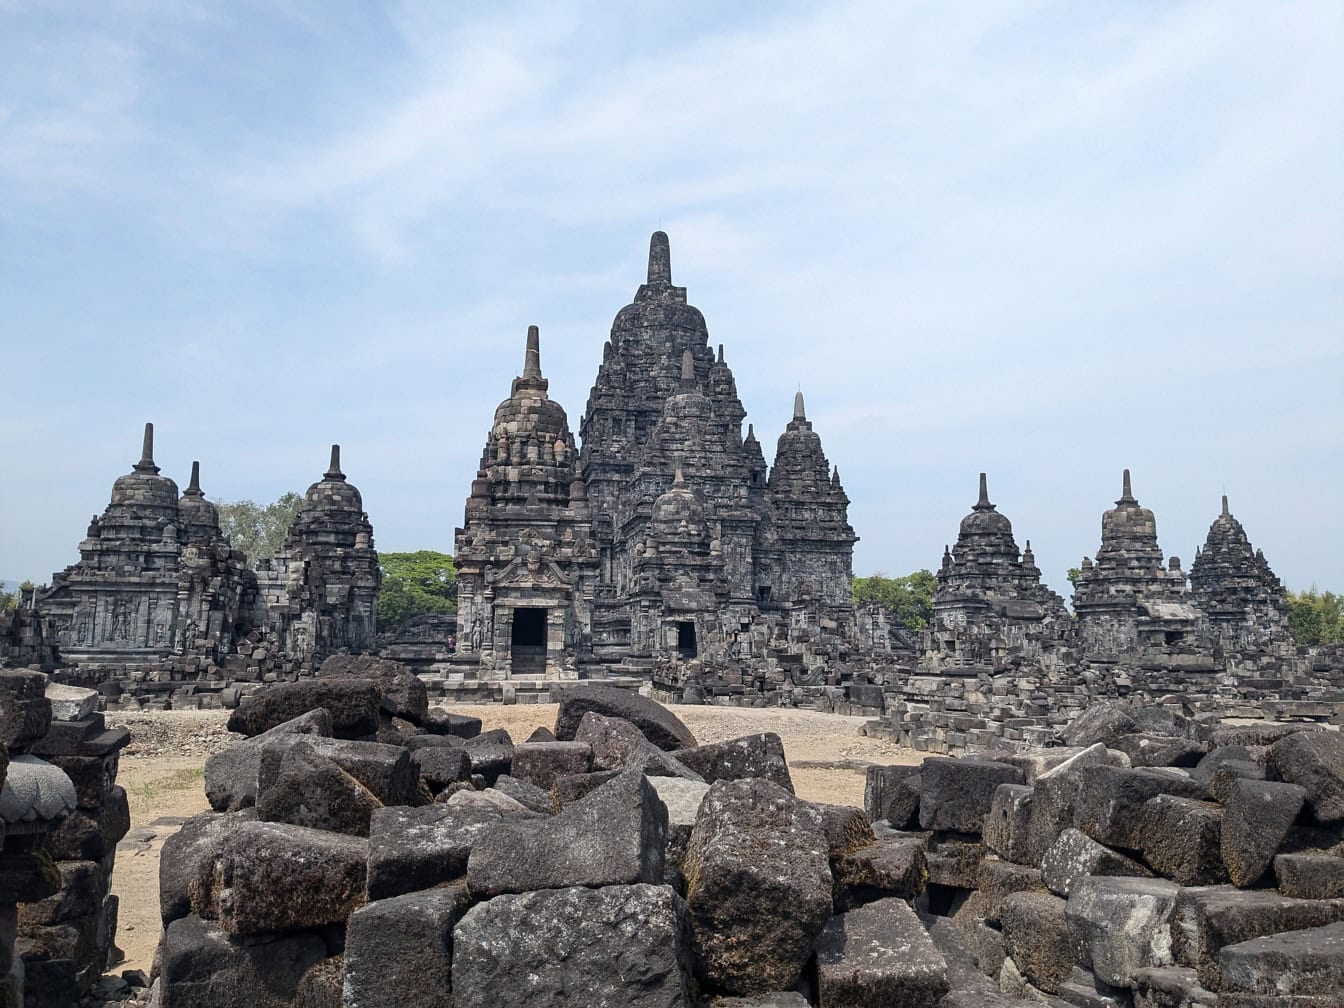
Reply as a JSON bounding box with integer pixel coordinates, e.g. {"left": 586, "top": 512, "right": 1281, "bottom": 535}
{"left": 867, "top": 699, "right": 1344, "bottom": 1005}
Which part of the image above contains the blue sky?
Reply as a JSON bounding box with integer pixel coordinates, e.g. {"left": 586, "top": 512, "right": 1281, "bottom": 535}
{"left": 1, "top": 0, "right": 1341, "bottom": 598}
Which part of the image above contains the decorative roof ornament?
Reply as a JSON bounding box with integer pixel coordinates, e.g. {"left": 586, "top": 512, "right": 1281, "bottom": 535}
{"left": 134, "top": 422, "right": 159, "bottom": 475}
{"left": 975, "top": 472, "right": 995, "bottom": 512}
{"left": 184, "top": 460, "right": 204, "bottom": 499}
{"left": 325, "top": 444, "right": 345, "bottom": 481}
{"left": 647, "top": 231, "right": 672, "bottom": 285}
{"left": 793, "top": 389, "right": 806, "bottom": 421}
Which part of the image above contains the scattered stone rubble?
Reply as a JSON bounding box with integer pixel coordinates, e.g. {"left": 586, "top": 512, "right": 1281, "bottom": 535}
{"left": 142, "top": 676, "right": 1344, "bottom": 1006}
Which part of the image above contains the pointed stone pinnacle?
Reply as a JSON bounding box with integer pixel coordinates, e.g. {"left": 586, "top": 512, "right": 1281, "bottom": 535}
{"left": 793, "top": 389, "right": 806, "bottom": 421}
{"left": 976, "top": 472, "right": 992, "bottom": 510}
{"left": 648, "top": 231, "right": 671, "bottom": 285}
{"left": 1221, "top": 494, "right": 1229, "bottom": 516}
{"left": 134, "top": 422, "right": 160, "bottom": 474}
{"left": 523, "top": 325, "right": 542, "bottom": 379}
{"left": 185, "top": 461, "right": 203, "bottom": 497}
{"left": 326, "top": 444, "right": 344, "bottom": 480}
{"left": 717, "top": 344, "right": 725, "bottom": 364}
{"left": 681, "top": 349, "right": 694, "bottom": 385}
{"left": 1120, "top": 468, "right": 1135, "bottom": 502}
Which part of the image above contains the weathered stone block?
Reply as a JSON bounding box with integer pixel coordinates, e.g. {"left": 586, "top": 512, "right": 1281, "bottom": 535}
{"left": 919, "top": 757, "right": 1024, "bottom": 833}
{"left": 1220, "top": 777, "right": 1307, "bottom": 888}
{"left": 1139, "top": 794, "right": 1228, "bottom": 885}
{"left": 815, "top": 898, "right": 949, "bottom": 1008}
{"left": 1130, "top": 965, "right": 1217, "bottom": 1008}
{"left": 1219, "top": 920, "right": 1344, "bottom": 997}
{"left": 833, "top": 834, "right": 927, "bottom": 911}
{"left": 1074, "top": 765, "right": 1204, "bottom": 851}
{"left": 864, "top": 764, "right": 919, "bottom": 827}
{"left": 978, "top": 857, "right": 1046, "bottom": 926}
{"left": 508, "top": 740, "right": 593, "bottom": 790}
{"left": 675, "top": 733, "right": 793, "bottom": 793}
{"left": 999, "top": 890, "right": 1073, "bottom": 994}
{"left": 159, "top": 913, "right": 326, "bottom": 1008}
{"left": 1066, "top": 876, "right": 1180, "bottom": 987}
{"left": 343, "top": 887, "right": 468, "bottom": 1008}
{"left": 258, "top": 735, "right": 417, "bottom": 808}
{"left": 1040, "top": 827, "right": 1151, "bottom": 898}
{"left": 1270, "top": 730, "right": 1344, "bottom": 822}
{"left": 1276, "top": 853, "right": 1344, "bottom": 900}
{"left": 410, "top": 746, "right": 472, "bottom": 794}
{"left": 985, "top": 783, "right": 1035, "bottom": 865}
{"left": 227, "top": 680, "right": 381, "bottom": 739}
{"left": 554, "top": 685, "right": 696, "bottom": 751}
{"left": 159, "top": 809, "right": 257, "bottom": 926}
{"left": 317, "top": 655, "right": 428, "bottom": 724}
{"left": 255, "top": 740, "right": 381, "bottom": 836}
{"left": 204, "top": 709, "right": 331, "bottom": 812}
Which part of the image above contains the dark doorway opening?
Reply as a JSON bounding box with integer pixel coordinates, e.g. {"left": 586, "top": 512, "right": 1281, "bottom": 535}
{"left": 511, "top": 607, "right": 547, "bottom": 674}
{"left": 1164, "top": 630, "right": 1184, "bottom": 646}
{"left": 677, "top": 621, "right": 697, "bottom": 658}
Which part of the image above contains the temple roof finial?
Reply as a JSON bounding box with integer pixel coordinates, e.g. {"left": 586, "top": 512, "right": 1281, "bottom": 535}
{"left": 680, "top": 349, "right": 694, "bottom": 387}
{"left": 134, "top": 421, "right": 159, "bottom": 474}
{"left": 1221, "top": 494, "right": 1229, "bottom": 517}
{"left": 326, "top": 444, "right": 344, "bottom": 480}
{"left": 1120, "top": 468, "right": 1135, "bottom": 503}
{"left": 184, "top": 460, "right": 203, "bottom": 497}
{"left": 648, "top": 231, "right": 671, "bottom": 285}
{"left": 523, "top": 324, "right": 542, "bottom": 379}
{"left": 793, "top": 388, "right": 806, "bottom": 421}
{"left": 975, "top": 472, "right": 992, "bottom": 510}
{"left": 673, "top": 464, "right": 686, "bottom": 487}
{"left": 717, "top": 343, "right": 725, "bottom": 364}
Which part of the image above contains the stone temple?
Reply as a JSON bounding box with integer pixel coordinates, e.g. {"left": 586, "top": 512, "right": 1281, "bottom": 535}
{"left": 453, "top": 233, "right": 858, "bottom": 687}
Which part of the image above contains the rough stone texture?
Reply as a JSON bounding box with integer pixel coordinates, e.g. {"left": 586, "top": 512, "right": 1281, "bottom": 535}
{"left": 1130, "top": 966, "right": 1217, "bottom": 1008}
{"left": 159, "top": 808, "right": 257, "bottom": 925}
{"left": 1270, "top": 730, "right": 1344, "bottom": 823}
{"left": 1171, "top": 886, "right": 1344, "bottom": 990}
{"left": 815, "top": 898, "right": 949, "bottom": 1008}
{"left": 674, "top": 734, "right": 791, "bottom": 793}
{"left": 919, "top": 757, "right": 1024, "bottom": 833}
{"left": 508, "top": 740, "right": 594, "bottom": 789}
{"left": 864, "top": 764, "right": 919, "bottom": 826}
{"left": 999, "top": 890, "right": 1074, "bottom": 993}
{"left": 208, "top": 821, "right": 367, "bottom": 935}
{"left": 317, "top": 654, "right": 427, "bottom": 723}
{"left": 342, "top": 887, "right": 468, "bottom": 1008}
{"left": 1218, "top": 920, "right": 1344, "bottom": 997}
{"left": 1066, "top": 876, "right": 1181, "bottom": 987}
{"left": 1221, "top": 778, "right": 1307, "bottom": 887}
{"left": 366, "top": 796, "right": 542, "bottom": 901}
{"left": 255, "top": 739, "right": 381, "bottom": 836}
{"left": 926, "top": 833, "right": 985, "bottom": 888}
{"left": 204, "top": 709, "right": 332, "bottom": 812}
{"left": 1139, "top": 795, "right": 1228, "bottom": 886}
{"left": 1114, "top": 733, "right": 1207, "bottom": 768}
{"left": 257, "top": 735, "right": 418, "bottom": 808}
{"left": 1074, "top": 765, "right": 1204, "bottom": 851}
{"left": 1040, "top": 827, "right": 1152, "bottom": 898}
{"left": 159, "top": 913, "right": 327, "bottom": 1008}
{"left": 577, "top": 712, "right": 700, "bottom": 780}
{"left": 410, "top": 746, "right": 472, "bottom": 794}
{"left": 451, "top": 884, "right": 694, "bottom": 1008}
{"left": 651, "top": 776, "right": 709, "bottom": 888}
{"left": 978, "top": 857, "right": 1047, "bottom": 926}
{"left": 226, "top": 680, "right": 381, "bottom": 740}
{"left": 682, "top": 778, "right": 832, "bottom": 995}
{"left": 833, "top": 834, "right": 928, "bottom": 911}
{"left": 1275, "top": 853, "right": 1344, "bottom": 900}
{"left": 554, "top": 686, "right": 696, "bottom": 752}
{"left": 985, "top": 783, "right": 1035, "bottom": 865}
{"left": 466, "top": 769, "right": 667, "bottom": 898}
{"left": 1024, "top": 743, "right": 1129, "bottom": 865}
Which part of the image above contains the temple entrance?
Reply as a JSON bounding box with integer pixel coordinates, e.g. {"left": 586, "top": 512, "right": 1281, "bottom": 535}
{"left": 511, "top": 607, "right": 547, "bottom": 674}
{"left": 677, "top": 621, "right": 697, "bottom": 658}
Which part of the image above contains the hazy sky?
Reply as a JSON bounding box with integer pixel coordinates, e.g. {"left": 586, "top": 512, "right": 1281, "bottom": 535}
{"left": 2, "top": 1, "right": 1341, "bottom": 599}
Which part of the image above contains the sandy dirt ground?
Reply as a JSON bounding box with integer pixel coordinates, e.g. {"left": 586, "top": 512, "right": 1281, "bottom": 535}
{"left": 106, "top": 703, "right": 919, "bottom": 974}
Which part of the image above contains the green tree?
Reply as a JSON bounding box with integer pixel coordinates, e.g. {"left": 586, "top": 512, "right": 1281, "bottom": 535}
{"left": 378, "top": 551, "right": 458, "bottom": 631}
{"left": 852, "top": 569, "right": 937, "bottom": 634}
{"left": 0, "top": 580, "right": 37, "bottom": 614}
{"left": 1066, "top": 567, "right": 1082, "bottom": 591}
{"left": 218, "top": 492, "right": 304, "bottom": 565}
{"left": 1286, "top": 588, "right": 1344, "bottom": 646}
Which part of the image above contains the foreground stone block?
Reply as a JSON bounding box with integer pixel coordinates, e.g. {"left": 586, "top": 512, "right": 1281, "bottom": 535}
{"left": 343, "top": 887, "right": 468, "bottom": 1008}
{"left": 1219, "top": 920, "right": 1344, "bottom": 997}
{"left": 1074, "top": 765, "right": 1204, "bottom": 851}
{"left": 410, "top": 746, "right": 472, "bottom": 794}
{"left": 452, "top": 884, "right": 693, "bottom": 1007}
{"left": 683, "top": 778, "right": 832, "bottom": 994}
{"left": 1276, "top": 853, "right": 1344, "bottom": 900}
{"left": 1270, "top": 729, "right": 1344, "bottom": 822}
{"left": 318, "top": 654, "right": 428, "bottom": 724}
{"left": 554, "top": 685, "right": 696, "bottom": 751}
{"left": 1066, "top": 876, "right": 1181, "bottom": 987}
{"left": 227, "top": 680, "right": 382, "bottom": 739}
{"left": 1139, "top": 795, "right": 1227, "bottom": 886}
{"left": 204, "top": 709, "right": 331, "bottom": 812}
{"left": 985, "top": 783, "right": 1035, "bottom": 865}
{"left": 833, "top": 834, "right": 928, "bottom": 911}
{"left": 160, "top": 913, "right": 326, "bottom": 1008}
{"left": 255, "top": 740, "right": 381, "bottom": 837}
{"left": 1040, "top": 827, "right": 1151, "bottom": 898}
{"left": 815, "top": 897, "right": 949, "bottom": 1008}
{"left": 675, "top": 733, "right": 793, "bottom": 793}
{"left": 159, "top": 808, "right": 257, "bottom": 926}
{"left": 1024, "top": 743, "right": 1129, "bottom": 864}
{"left": 999, "top": 890, "right": 1073, "bottom": 993}
{"left": 577, "top": 712, "right": 702, "bottom": 780}
{"left": 258, "top": 736, "right": 418, "bottom": 808}
{"left": 209, "top": 821, "right": 367, "bottom": 935}
{"left": 1130, "top": 965, "right": 1217, "bottom": 1008}
{"left": 977, "top": 858, "right": 1046, "bottom": 926}
{"left": 919, "top": 757, "right": 1024, "bottom": 833}
{"left": 864, "top": 764, "right": 919, "bottom": 827}
{"left": 366, "top": 795, "right": 542, "bottom": 900}
{"left": 508, "top": 740, "right": 593, "bottom": 790}
{"left": 466, "top": 769, "right": 667, "bottom": 898}
{"left": 1221, "top": 778, "right": 1307, "bottom": 887}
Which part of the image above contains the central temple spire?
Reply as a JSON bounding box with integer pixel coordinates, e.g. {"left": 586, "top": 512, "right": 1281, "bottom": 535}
{"left": 974, "top": 472, "right": 994, "bottom": 511}
{"left": 523, "top": 324, "right": 542, "bottom": 379}
{"left": 680, "top": 349, "right": 695, "bottom": 389}
{"left": 793, "top": 389, "right": 806, "bottom": 421}
{"left": 1118, "top": 468, "right": 1136, "bottom": 505}
{"left": 648, "top": 231, "right": 671, "bottom": 285}
{"left": 184, "top": 460, "right": 203, "bottom": 498}
{"left": 134, "top": 421, "right": 160, "bottom": 474}
{"left": 325, "top": 444, "right": 344, "bottom": 481}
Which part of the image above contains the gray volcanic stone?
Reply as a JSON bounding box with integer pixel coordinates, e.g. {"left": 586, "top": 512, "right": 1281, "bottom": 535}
{"left": 451, "top": 883, "right": 694, "bottom": 1008}
{"left": 926, "top": 832, "right": 985, "bottom": 888}
{"left": 709, "top": 996, "right": 810, "bottom": 1007}
{"left": 1060, "top": 702, "right": 1137, "bottom": 748}
{"left": 1139, "top": 795, "right": 1228, "bottom": 886}
{"left": 833, "top": 834, "right": 928, "bottom": 911}
{"left": 159, "top": 913, "right": 326, "bottom": 1008}
{"left": 800, "top": 800, "right": 875, "bottom": 863}
{"left": 1219, "top": 920, "right": 1344, "bottom": 997}
{"left": 1191, "top": 745, "right": 1258, "bottom": 786}
{"left": 204, "top": 709, "right": 332, "bottom": 812}
{"left": 461, "top": 734, "right": 513, "bottom": 785}
{"left": 1074, "top": 765, "right": 1204, "bottom": 851}
{"left": 509, "top": 740, "right": 593, "bottom": 789}
{"left": 815, "top": 897, "right": 949, "bottom": 1008}
{"left": 576, "top": 711, "right": 699, "bottom": 778}
{"left": 343, "top": 886, "right": 469, "bottom": 1008}
{"left": 977, "top": 858, "right": 1046, "bottom": 926}
{"left": 674, "top": 733, "right": 792, "bottom": 793}
{"left": 1221, "top": 777, "right": 1307, "bottom": 887}
{"left": 1066, "top": 876, "right": 1181, "bottom": 987}
{"left": 683, "top": 778, "right": 832, "bottom": 995}
{"left": 554, "top": 685, "right": 696, "bottom": 751}
{"left": 1275, "top": 853, "right": 1344, "bottom": 899}
{"left": 999, "top": 890, "right": 1074, "bottom": 994}
{"left": 551, "top": 768, "right": 623, "bottom": 807}
{"left": 651, "top": 776, "right": 709, "bottom": 887}
{"left": 258, "top": 735, "right": 418, "bottom": 808}
{"left": 1270, "top": 730, "right": 1344, "bottom": 822}
{"left": 158, "top": 809, "right": 257, "bottom": 926}
{"left": 422, "top": 709, "right": 481, "bottom": 738}
{"left": 227, "top": 679, "right": 382, "bottom": 739}
{"left": 45, "top": 684, "right": 99, "bottom": 722}
{"left": 490, "top": 774, "right": 555, "bottom": 814}
{"left": 366, "top": 796, "right": 541, "bottom": 900}
{"left": 256, "top": 739, "right": 381, "bottom": 837}
{"left": 1130, "top": 966, "right": 1217, "bottom": 1008}
{"left": 295, "top": 957, "right": 343, "bottom": 1008}
{"left": 1040, "top": 827, "right": 1152, "bottom": 898}
{"left": 209, "top": 821, "right": 367, "bottom": 935}
{"left": 1171, "top": 886, "right": 1344, "bottom": 989}
{"left": 1024, "top": 743, "right": 1131, "bottom": 865}
{"left": 411, "top": 745, "right": 472, "bottom": 794}
{"left": 318, "top": 654, "right": 428, "bottom": 724}
{"left": 467, "top": 769, "right": 666, "bottom": 898}
{"left": 985, "top": 783, "right": 1035, "bottom": 865}
{"left": 526, "top": 725, "right": 557, "bottom": 743}
{"left": 1209, "top": 760, "right": 1268, "bottom": 804}
{"left": 919, "top": 757, "right": 1024, "bottom": 833}
{"left": 1213, "top": 723, "right": 1323, "bottom": 749}
{"left": 864, "top": 764, "right": 920, "bottom": 826}
{"left": 0, "top": 754, "right": 76, "bottom": 824}
{"left": 1114, "top": 733, "right": 1207, "bottom": 768}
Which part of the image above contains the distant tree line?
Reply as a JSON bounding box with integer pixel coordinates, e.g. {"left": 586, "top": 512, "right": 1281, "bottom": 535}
{"left": 851, "top": 571, "right": 936, "bottom": 633}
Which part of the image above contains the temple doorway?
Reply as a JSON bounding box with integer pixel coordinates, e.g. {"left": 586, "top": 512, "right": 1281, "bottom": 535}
{"left": 677, "top": 621, "right": 697, "bottom": 658}
{"left": 511, "top": 607, "right": 547, "bottom": 674}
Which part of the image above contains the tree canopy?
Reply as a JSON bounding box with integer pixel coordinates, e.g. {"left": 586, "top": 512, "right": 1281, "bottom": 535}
{"left": 851, "top": 570, "right": 937, "bottom": 633}
{"left": 0, "top": 580, "right": 36, "bottom": 615}
{"left": 377, "top": 551, "right": 458, "bottom": 631}
{"left": 1286, "top": 588, "right": 1344, "bottom": 647}
{"left": 218, "top": 492, "right": 304, "bottom": 565}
